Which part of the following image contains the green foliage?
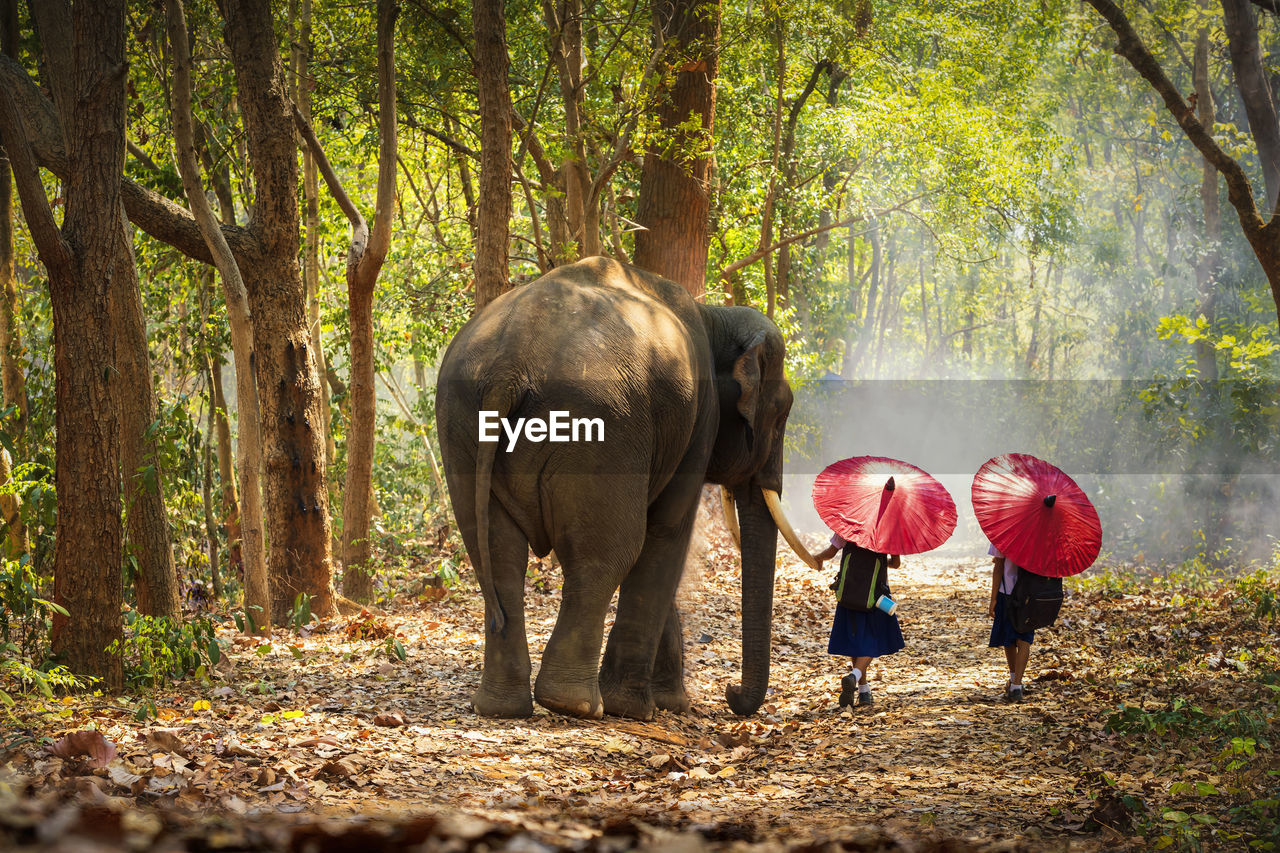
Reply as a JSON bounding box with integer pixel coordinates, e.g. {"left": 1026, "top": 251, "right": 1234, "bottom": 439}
{"left": 110, "top": 612, "right": 221, "bottom": 690}
{"left": 233, "top": 605, "right": 267, "bottom": 635}
{"left": 288, "top": 593, "right": 314, "bottom": 633}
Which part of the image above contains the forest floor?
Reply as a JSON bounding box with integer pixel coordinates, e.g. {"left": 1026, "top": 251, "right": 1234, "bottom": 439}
{"left": 3, "top": 506, "right": 1279, "bottom": 851}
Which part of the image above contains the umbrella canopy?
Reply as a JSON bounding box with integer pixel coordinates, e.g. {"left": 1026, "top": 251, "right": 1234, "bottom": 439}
{"left": 971, "top": 453, "right": 1101, "bottom": 578}
{"left": 812, "top": 456, "right": 957, "bottom": 555}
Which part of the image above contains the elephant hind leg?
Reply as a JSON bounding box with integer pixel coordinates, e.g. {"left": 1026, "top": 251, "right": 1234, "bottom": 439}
{"left": 652, "top": 606, "right": 692, "bottom": 713}
{"left": 535, "top": 485, "right": 647, "bottom": 720}
{"left": 471, "top": 497, "right": 534, "bottom": 718}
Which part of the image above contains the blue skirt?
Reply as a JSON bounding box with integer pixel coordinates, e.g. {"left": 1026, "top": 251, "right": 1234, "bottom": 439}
{"left": 827, "top": 606, "right": 905, "bottom": 658}
{"left": 989, "top": 592, "right": 1035, "bottom": 647}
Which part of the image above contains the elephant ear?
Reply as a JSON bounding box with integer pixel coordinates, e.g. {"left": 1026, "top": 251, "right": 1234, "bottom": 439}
{"left": 732, "top": 330, "right": 768, "bottom": 430}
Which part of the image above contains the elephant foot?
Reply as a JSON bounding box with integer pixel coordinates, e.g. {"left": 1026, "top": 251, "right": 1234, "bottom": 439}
{"left": 534, "top": 676, "right": 603, "bottom": 720}
{"left": 471, "top": 685, "right": 534, "bottom": 718}
{"left": 653, "top": 686, "right": 691, "bottom": 714}
{"left": 601, "top": 682, "right": 656, "bottom": 721}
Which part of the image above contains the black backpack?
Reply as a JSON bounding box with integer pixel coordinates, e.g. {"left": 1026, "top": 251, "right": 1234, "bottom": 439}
{"left": 1006, "top": 567, "right": 1063, "bottom": 632}
{"left": 832, "top": 543, "right": 891, "bottom": 612}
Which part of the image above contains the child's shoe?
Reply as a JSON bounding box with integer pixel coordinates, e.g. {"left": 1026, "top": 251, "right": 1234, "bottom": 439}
{"left": 1005, "top": 685, "right": 1024, "bottom": 703}
{"left": 838, "top": 675, "right": 858, "bottom": 708}
{"left": 856, "top": 689, "right": 874, "bottom": 707}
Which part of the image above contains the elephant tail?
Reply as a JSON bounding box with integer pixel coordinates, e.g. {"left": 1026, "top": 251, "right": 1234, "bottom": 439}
{"left": 474, "top": 386, "right": 511, "bottom": 636}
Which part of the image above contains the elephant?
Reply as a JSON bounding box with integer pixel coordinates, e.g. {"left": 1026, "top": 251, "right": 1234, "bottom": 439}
{"left": 435, "top": 257, "right": 815, "bottom": 721}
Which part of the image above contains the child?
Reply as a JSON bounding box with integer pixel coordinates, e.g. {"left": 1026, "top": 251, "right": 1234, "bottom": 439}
{"left": 813, "top": 533, "right": 904, "bottom": 708}
{"left": 987, "top": 543, "right": 1033, "bottom": 702}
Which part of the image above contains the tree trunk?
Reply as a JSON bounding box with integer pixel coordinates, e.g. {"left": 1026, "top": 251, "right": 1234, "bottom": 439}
{"left": 0, "top": 0, "right": 25, "bottom": 558}
{"left": 222, "top": 0, "right": 336, "bottom": 624}
{"left": 340, "top": 0, "right": 398, "bottom": 602}
{"left": 1221, "top": 0, "right": 1280, "bottom": 215}
{"left": 845, "top": 222, "right": 881, "bottom": 377}
{"left": 0, "top": 0, "right": 24, "bottom": 450}
{"left": 295, "top": 0, "right": 334, "bottom": 468}
{"left": 1087, "top": 0, "right": 1280, "bottom": 334}
{"left": 210, "top": 352, "right": 242, "bottom": 577}
{"left": 0, "top": 0, "right": 128, "bottom": 691}
{"left": 631, "top": 0, "right": 721, "bottom": 297}
{"left": 1194, "top": 22, "right": 1221, "bottom": 384}
{"left": 202, "top": 363, "right": 222, "bottom": 600}
{"left": 113, "top": 218, "right": 180, "bottom": 620}
{"left": 473, "top": 0, "right": 512, "bottom": 312}
{"left": 166, "top": 0, "right": 272, "bottom": 630}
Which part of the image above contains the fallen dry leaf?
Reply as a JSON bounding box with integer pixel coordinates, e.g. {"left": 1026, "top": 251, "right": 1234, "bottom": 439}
{"left": 47, "top": 730, "right": 117, "bottom": 769}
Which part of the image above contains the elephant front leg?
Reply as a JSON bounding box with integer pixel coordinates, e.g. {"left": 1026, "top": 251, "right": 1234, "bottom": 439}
{"left": 472, "top": 501, "right": 534, "bottom": 718}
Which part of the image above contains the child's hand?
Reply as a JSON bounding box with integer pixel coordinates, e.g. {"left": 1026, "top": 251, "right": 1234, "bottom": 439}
{"left": 986, "top": 600, "right": 996, "bottom": 619}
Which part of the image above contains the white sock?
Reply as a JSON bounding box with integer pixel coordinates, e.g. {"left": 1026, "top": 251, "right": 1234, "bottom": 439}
{"left": 849, "top": 667, "right": 863, "bottom": 684}
{"left": 1009, "top": 679, "right": 1023, "bottom": 689}
{"left": 859, "top": 684, "right": 871, "bottom": 694}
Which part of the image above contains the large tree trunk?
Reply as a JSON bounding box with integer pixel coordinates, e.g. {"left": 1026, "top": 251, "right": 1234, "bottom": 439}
{"left": 0, "top": 0, "right": 128, "bottom": 690}
{"left": 632, "top": 0, "right": 721, "bottom": 297}
{"left": 222, "top": 0, "right": 336, "bottom": 624}
{"left": 112, "top": 219, "right": 179, "bottom": 620}
{"left": 473, "top": 0, "right": 512, "bottom": 311}
{"left": 341, "top": 0, "right": 397, "bottom": 601}
{"left": 295, "top": 0, "right": 334, "bottom": 467}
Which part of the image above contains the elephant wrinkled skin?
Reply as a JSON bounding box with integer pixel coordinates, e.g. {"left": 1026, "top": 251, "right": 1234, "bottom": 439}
{"left": 436, "top": 257, "right": 803, "bottom": 720}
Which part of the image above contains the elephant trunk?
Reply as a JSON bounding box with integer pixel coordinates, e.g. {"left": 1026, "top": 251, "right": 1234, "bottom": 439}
{"left": 726, "top": 486, "right": 780, "bottom": 716}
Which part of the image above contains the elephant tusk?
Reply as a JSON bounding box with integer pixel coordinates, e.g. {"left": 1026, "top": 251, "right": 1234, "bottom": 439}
{"left": 720, "top": 486, "right": 741, "bottom": 549}
{"left": 762, "top": 489, "right": 820, "bottom": 571}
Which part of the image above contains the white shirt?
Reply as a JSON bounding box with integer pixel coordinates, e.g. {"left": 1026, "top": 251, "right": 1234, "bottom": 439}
{"left": 987, "top": 543, "right": 1019, "bottom": 594}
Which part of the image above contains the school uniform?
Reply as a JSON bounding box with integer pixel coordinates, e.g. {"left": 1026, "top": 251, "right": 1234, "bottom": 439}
{"left": 827, "top": 534, "right": 905, "bottom": 658}
{"left": 988, "top": 543, "right": 1035, "bottom": 647}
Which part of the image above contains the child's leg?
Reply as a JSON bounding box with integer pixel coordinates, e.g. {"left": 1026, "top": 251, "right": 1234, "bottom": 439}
{"left": 851, "top": 656, "right": 873, "bottom": 685}
{"left": 1010, "top": 640, "right": 1031, "bottom": 686}
{"left": 1003, "top": 644, "right": 1016, "bottom": 675}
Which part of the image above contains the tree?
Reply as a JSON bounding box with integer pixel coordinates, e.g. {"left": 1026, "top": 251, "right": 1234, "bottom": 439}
{"left": 0, "top": 0, "right": 26, "bottom": 558}
{"left": 293, "top": 0, "right": 397, "bottom": 601}
{"left": 632, "top": 0, "right": 721, "bottom": 297}
{"left": 0, "top": 0, "right": 128, "bottom": 689}
{"left": 113, "top": 221, "right": 180, "bottom": 620}
{"left": 1086, "top": 0, "right": 1280, "bottom": 334}
{"left": 165, "top": 0, "right": 270, "bottom": 630}
{"left": 472, "top": 0, "right": 512, "bottom": 311}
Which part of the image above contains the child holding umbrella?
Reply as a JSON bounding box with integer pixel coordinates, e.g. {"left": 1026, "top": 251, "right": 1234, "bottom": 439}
{"left": 972, "top": 453, "right": 1102, "bottom": 703}
{"left": 986, "top": 543, "right": 1034, "bottom": 702}
{"left": 810, "top": 456, "right": 957, "bottom": 709}
{"left": 813, "top": 536, "right": 903, "bottom": 707}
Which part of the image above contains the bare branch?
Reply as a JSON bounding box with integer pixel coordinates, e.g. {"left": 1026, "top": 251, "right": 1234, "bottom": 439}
{"left": 291, "top": 103, "right": 368, "bottom": 260}
{"left": 0, "top": 87, "right": 72, "bottom": 276}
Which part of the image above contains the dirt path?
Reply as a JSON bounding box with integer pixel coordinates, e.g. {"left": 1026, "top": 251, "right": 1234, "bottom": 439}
{"left": 204, "top": 530, "right": 1113, "bottom": 849}
{"left": 12, "top": 515, "right": 1274, "bottom": 850}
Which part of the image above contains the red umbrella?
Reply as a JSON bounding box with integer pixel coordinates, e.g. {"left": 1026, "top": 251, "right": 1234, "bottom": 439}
{"left": 811, "top": 456, "right": 957, "bottom": 555}
{"left": 971, "top": 453, "right": 1101, "bottom": 578}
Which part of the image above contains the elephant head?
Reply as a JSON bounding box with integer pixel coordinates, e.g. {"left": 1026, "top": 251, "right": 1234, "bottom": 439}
{"left": 700, "top": 306, "right": 816, "bottom": 716}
